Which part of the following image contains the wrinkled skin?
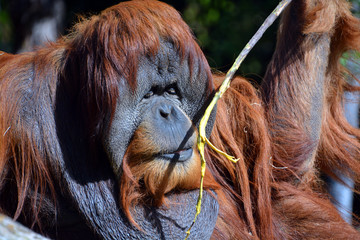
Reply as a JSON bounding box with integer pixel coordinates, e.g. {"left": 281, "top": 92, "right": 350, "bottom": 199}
{"left": 105, "top": 43, "right": 212, "bottom": 175}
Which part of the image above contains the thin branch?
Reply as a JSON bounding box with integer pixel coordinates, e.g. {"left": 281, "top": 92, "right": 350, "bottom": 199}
{"left": 185, "top": 0, "right": 293, "bottom": 239}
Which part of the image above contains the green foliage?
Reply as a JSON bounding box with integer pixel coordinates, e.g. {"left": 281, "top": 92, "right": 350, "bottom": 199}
{"left": 183, "top": 0, "right": 279, "bottom": 82}
{"left": 0, "top": 2, "right": 12, "bottom": 52}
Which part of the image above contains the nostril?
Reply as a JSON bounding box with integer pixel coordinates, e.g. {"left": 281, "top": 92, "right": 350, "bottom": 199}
{"left": 160, "top": 108, "right": 170, "bottom": 118}
{"left": 159, "top": 104, "right": 172, "bottom": 119}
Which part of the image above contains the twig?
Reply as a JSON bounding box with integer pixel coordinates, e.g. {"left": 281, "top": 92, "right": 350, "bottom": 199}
{"left": 185, "top": 0, "right": 293, "bottom": 239}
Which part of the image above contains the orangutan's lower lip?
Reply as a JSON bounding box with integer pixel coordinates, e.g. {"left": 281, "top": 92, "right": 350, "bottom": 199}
{"left": 158, "top": 148, "right": 193, "bottom": 162}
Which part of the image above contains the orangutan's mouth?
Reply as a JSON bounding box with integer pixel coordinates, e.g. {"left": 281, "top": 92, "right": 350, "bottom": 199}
{"left": 157, "top": 148, "right": 193, "bottom": 162}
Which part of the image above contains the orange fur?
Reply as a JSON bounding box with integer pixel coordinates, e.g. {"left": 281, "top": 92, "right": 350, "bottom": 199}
{"left": 208, "top": 0, "right": 360, "bottom": 239}
{"left": 1, "top": 0, "right": 360, "bottom": 239}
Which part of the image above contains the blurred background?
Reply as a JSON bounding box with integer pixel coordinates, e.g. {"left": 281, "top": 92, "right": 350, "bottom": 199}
{"left": 1, "top": 0, "right": 360, "bottom": 227}
{"left": 1, "top": 0, "right": 358, "bottom": 82}
{"left": 1, "top": 0, "right": 360, "bottom": 81}
{"left": 0, "top": 0, "right": 279, "bottom": 83}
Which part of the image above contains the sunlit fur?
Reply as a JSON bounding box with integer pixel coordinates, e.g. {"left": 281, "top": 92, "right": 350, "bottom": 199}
{"left": 1, "top": 0, "right": 360, "bottom": 239}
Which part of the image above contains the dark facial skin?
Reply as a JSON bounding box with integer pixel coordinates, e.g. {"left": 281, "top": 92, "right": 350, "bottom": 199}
{"left": 51, "top": 41, "right": 219, "bottom": 240}
{"left": 105, "top": 42, "right": 212, "bottom": 176}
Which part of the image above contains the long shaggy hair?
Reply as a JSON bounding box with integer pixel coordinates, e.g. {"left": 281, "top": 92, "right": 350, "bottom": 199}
{"left": 0, "top": 0, "right": 360, "bottom": 239}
